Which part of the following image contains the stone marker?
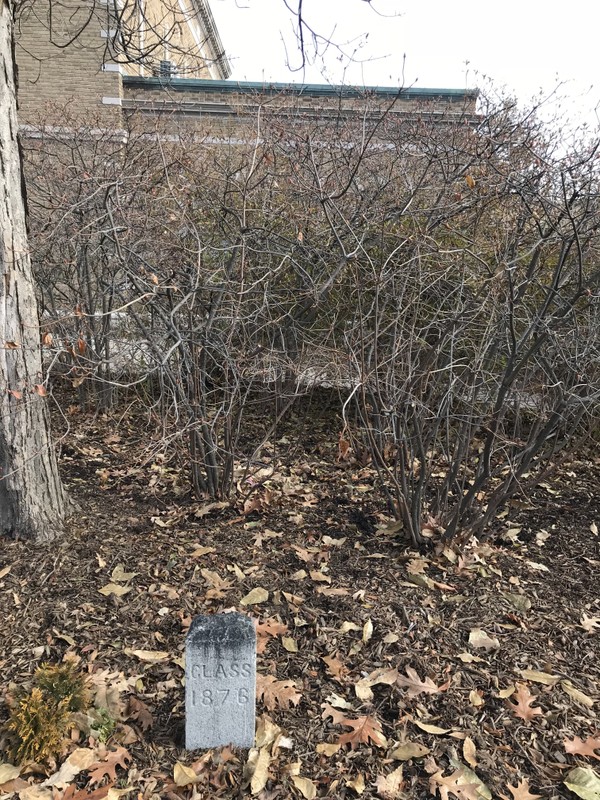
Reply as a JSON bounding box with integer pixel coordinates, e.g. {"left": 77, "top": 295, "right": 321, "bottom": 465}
{"left": 186, "top": 613, "right": 256, "bottom": 749}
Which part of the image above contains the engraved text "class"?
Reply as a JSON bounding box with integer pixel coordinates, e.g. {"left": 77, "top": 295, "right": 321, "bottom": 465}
{"left": 191, "top": 662, "right": 252, "bottom": 679}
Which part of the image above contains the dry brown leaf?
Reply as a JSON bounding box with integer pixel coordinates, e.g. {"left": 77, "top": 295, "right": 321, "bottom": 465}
{"left": 565, "top": 735, "right": 600, "bottom": 760}
{"left": 396, "top": 666, "right": 443, "bottom": 697}
{"left": 518, "top": 669, "right": 558, "bottom": 685}
{"left": 87, "top": 746, "right": 131, "bottom": 786}
{"left": 561, "top": 680, "right": 595, "bottom": 708}
{"left": 355, "top": 667, "right": 399, "bottom": 701}
{"left": 429, "top": 766, "right": 481, "bottom": 800}
{"left": 291, "top": 775, "right": 317, "bottom": 799}
{"left": 0, "top": 763, "right": 21, "bottom": 784}
{"left": 255, "top": 714, "right": 281, "bottom": 749}
{"left": 463, "top": 737, "right": 477, "bottom": 768}
{"left": 41, "top": 748, "right": 97, "bottom": 788}
{"left": 375, "top": 766, "right": 404, "bottom": 799}
{"left": 200, "top": 568, "right": 232, "bottom": 591}
{"left": 468, "top": 628, "right": 500, "bottom": 651}
{"left": 98, "top": 583, "right": 131, "bottom": 597}
{"left": 124, "top": 649, "right": 169, "bottom": 663}
{"left": 506, "top": 778, "right": 542, "bottom": 799}
{"left": 390, "top": 741, "right": 430, "bottom": 760}
{"left": 323, "top": 653, "right": 348, "bottom": 682}
{"left": 412, "top": 720, "right": 451, "bottom": 735}
{"left": 316, "top": 586, "right": 350, "bottom": 596}
{"left": 256, "top": 674, "right": 301, "bottom": 710}
{"left": 322, "top": 704, "right": 387, "bottom": 749}
{"left": 240, "top": 586, "right": 269, "bottom": 606}
{"left": 309, "top": 570, "right": 331, "bottom": 583}
{"left": 316, "top": 742, "right": 341, "bottom": 756}
{"left": 581, "top": 613, "right": 600, "bottom": 634}
{"left": 257, "top": 617, "right": 288, "bottom": 652}
{"left": 174, "top": 762, "right": 201, "bottom": 787}
{"left": 248, "top": 746, "right": 271, "bottom": 795}
{"left": 127, "top": 696, "right": 153, "bottom": 730}
{"left": 505, "top": 683, "right": 543, "bottom": 722}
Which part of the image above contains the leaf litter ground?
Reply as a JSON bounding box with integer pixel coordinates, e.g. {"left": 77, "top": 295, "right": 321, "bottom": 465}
{"left": 0, "top": 400, "right": 599, "bottom": 800}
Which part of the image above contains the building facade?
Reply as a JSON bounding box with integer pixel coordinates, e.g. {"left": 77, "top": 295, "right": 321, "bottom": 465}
{"left": 15, "top": 0, "right": 230, "bottom": 124}
{"left": 14, "top": 0, "right": 478, "bottom": 133}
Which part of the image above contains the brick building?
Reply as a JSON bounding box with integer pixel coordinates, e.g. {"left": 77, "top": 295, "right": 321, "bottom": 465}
{"left": 15, "top": 0, "right": 230, "bottom": 124}
{"left": 15, "top": 0, "right": 478, "bottom": 132}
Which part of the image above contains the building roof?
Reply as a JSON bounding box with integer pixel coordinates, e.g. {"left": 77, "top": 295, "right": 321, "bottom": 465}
{"left": 123, "top": 76, "right": 477, "bottom": 103}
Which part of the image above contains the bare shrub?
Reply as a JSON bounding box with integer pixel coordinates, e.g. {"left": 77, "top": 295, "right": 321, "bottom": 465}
{"left": 24, "top": 94, "right": 600, "bottom": 539}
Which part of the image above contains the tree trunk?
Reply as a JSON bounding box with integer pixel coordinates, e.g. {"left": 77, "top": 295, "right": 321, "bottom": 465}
{"left": 0, "top": 0, "right": 66, "bottom": 540}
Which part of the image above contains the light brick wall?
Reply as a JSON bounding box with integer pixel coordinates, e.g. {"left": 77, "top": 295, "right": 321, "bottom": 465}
{"left": 15, "top": 0, "right": 124, "bottom": 124}
{"left": 120, "top": 81, "right": 479, "bottom": 138}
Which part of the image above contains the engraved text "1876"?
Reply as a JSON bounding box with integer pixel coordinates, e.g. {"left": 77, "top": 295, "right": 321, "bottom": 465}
{"left": 192, "top": 688, "right": 250, "bottom": 706}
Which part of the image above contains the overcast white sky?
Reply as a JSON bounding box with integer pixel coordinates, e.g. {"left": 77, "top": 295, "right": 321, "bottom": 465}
{"left": 210, "top": 0, "right": 600, "bottom": 127}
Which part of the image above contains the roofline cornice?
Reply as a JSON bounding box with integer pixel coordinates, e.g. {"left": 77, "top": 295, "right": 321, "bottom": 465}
{"left": 122, "top": 76, "right": 479, "bottom": 102}
{"left": 192, "top": 0, "right": 231, "bottom": 80}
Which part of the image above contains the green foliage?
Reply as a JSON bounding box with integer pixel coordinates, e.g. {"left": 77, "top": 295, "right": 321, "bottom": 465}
{"left": 5, "top": 662, "right": 90, "bottom": 763}
{"left": 33, "top": 661, "right": 89, "bottom": 712}
{"left": 90, "top": 706, "right": 117, "bottom": 742}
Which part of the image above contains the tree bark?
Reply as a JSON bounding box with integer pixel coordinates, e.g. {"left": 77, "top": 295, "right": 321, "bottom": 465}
{"left": 0, "top": 0, "right": 66, "bottom": 539}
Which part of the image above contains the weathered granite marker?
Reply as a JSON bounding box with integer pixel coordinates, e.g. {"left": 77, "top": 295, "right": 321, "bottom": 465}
{"left": 185, "top": 613, "right": 256, "bottom": 749}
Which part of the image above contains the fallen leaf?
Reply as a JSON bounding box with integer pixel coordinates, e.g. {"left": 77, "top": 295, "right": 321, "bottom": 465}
{"left": 506, "top": 778, "right": 542, "bottom": 800}
{"left": 87, "top": 746, "right": 131, "bottom": 786}
{"left": 376, "top": 766, "right": 404, "bottom": 799}
{"left": 282, "top": 637, "right": 298, "bottom": 652}
{"left": 98, "top": 583, "right": 131, "bottom": 597}
{"left": 316, "top": 742, "right": 341, "bottom": 756}
{"left": 468, "top": 629, "right": 500, "bottom": 651}
{"left": 562, "top": 680, "right": 595, "bottom": 708}
{"left": 309, "top": 570, "right": 331, "bottom": 583}
{"left": 505, "top": 683, "right": 543, "bottom": 722}
{"left": 0, "top": 763, "right": 21, "bottom": 784}
{"left": 565, "top": 736, "right": 600, "bottom": 760}
{"left": 412, "top": 721, "right": 452, "bottom": 735}
{"left": 248, "top": 746, "right": 271, "bottom": 795}
{"left": 390, "top": 741, "right": 430, "bottom": 760}
{"left": 16, "top": 788, "right": 53, "bottom": 799}
{"left": 127, "top": 696, "right": 153, "bottom": 730}
{"left": 463, "top": 737, "right": 477, "bottom": 768}
{"left": 340, "top": 621, "right": 362, "bottom": 634}
{"left": 322, "top": 704, "right": 387, "bottom": 749}
{"left": 174, "top": 762, "right": 201, "bottom": 787}
{"left": 111, "top": 564, "right": 137, "bottom": 582}
{"left": 396, "top": 666, "right": 443, "bottom": 698}
{"left": 518, "top": 669, "right": 558, "bottom": 685}
{"left": 42, "top": 748, "right": 97, "bottom": 788}
{"left": 191, "top": 545, "right": 217, "bottom": 557}
{"left": 347, "top": 772, "right": 366, "bottom": 794}
{"left": 323, "top": 653, "right": 348, "bottom": 682}
{"left": 457, "top": 652, "right": 484, "bottom": 664}
{"left": 564, "top": 766, "right": 600, "bottom": 800}
{"left": 429, "top": 766, "right": 482, "bottom": 800}
{"left": 124, "top": 649, "right": 169, "bottom": 663}
{"left": 447, "top": 756, "right": 492, "bottom": 799}
{"left": 256, "top": 674, "right": 301, "bottom": 710}
{"left": 256, "top": 617, "right": 288, "bottom": 653}
{"left": 240, "top": 587, "right": 269, "bottom": 606}
{"left": 291, "top": 775, "right": 317, "bottom": 799}
{"left": 355, "top": 667, "right": 399, "bottom": 701}
{"left": 581, "top": 614, "right": 600, "bottom": 634}
{"left": 362, "top": 618, "right": 373, "bottom": 643}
